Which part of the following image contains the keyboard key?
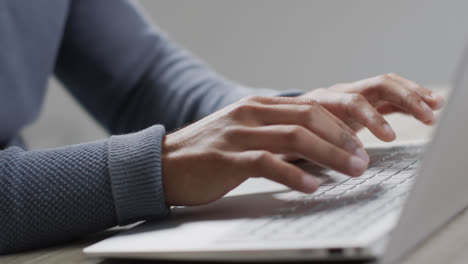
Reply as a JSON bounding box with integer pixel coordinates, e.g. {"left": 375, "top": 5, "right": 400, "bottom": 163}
{"left": 342, "top": 179, "right": 366, "bottom": 185}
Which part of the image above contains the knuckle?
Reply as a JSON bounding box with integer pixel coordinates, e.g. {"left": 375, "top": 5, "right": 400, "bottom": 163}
{"left": 364, "top": 108, "right": 384, "bottom": 126}
{"left": 223, "top": 125, "right": 246, "bottom": 139}
{"left": 415, "top": 84, "right": 426, "bottom": 91}
{"left": 298, "top": 96, "right": 319, "bottom": 106}
{"left": 374, "top": 113, "right": 387, "bottom": 126}
{"left": 414, "top": 84, "right": 428, "bottom": 94}
{"left": 205, "top": 150, "right": 226, "bottom": 162}
{"left": 377, "top": 74, "right": 392, "bottom": 84}
{"left": 308, "top": 98, "right": 320, "bottom": 106}
{"left": 282, "top": 126, "right": 303, "bottom": 145}
{"left": 387, "top": 72, "right": 399, "bottom": 78}
{"left": 405, "top": 91, "right": 420, "bottom": 105}
{"left": 297, "top": 105, "right": 315, "bottom": 121}
{"left": 378, "top": 120, "right": 388, "bottom": 130}
{"left": 230, "top": 102, "right": 258, "bottom": 118}
{"left": 339, "top": 131, "right": 354, "bottom": 146}
{"left": 251, "top": 151, "right": 273, "bottom": 166}
{"left": 347, "top": 94, "right": 365, "bottom": 105}
{"left": 307, "top": 100, "right": 322, "bottom": 112}
{"left": 242, "top": 95, "right": 263, "bottom": 103}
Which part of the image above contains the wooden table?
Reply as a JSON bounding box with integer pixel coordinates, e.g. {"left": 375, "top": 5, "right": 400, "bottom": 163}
{"left": 2, "top": 88, "right": 464, "bottom": 264}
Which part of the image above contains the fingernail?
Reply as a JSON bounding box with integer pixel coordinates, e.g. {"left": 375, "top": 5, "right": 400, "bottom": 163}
{"left": 302, "top": 174, "right": 319, "bottom": 191}
{"left": 425, "top": 114, "right": 438, "bottom": 125}
{"left": 354, "top": 148, "right": 369, "bottom": 163}
{"left": 349, "top": 156, "right": 367, "bottom": 176}
{"left": 420, "top": 101, "right": 434, "bottom": 121}
{"left": 431, "top": 93, "right": 443, "bottom": 101}
{"left": 431, "top": 94, "right": 445, "bottom": 109}
{"left": 383, "top": 124, "right": 396, "bottom": 140}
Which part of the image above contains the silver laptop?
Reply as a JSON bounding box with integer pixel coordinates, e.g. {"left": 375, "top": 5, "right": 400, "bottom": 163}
{"left": 84, "top": 48, "right": 468, "bottom": 263}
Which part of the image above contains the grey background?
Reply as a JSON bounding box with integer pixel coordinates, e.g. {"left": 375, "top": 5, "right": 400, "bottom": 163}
{"left": 23, "top": 0, "right": 468, "bottom": 149}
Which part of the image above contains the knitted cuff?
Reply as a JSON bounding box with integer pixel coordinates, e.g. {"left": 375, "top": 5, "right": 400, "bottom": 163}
{"left": 108, "top": 125, "right": 169, "bottom": 225}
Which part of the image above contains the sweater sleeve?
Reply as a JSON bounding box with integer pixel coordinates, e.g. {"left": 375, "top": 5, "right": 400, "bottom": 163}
{"left": 0, "top": 125, "right": 168, "bottom": 254}
{"left": 2, "top": 0, "right": 301, "bottom": 254}
{"left": 54, "top": 0, "right": 296, "bottom": 134}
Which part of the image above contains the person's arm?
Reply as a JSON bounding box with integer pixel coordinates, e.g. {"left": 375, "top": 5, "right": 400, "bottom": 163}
{"left": 1, "top": 0, "right": 292, "bottom": 254}
{"left": 0, "top": 125, "right": 167, "bottom": 254}
{"left": 54, "top": 0, "right": 295, "bottom": 134}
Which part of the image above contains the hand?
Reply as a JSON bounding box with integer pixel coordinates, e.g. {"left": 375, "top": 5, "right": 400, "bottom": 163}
{"left": 303, "top": 73, "right": 444, "bottom": 141}
{"left": 162, "top": 96, "right": 369, "bottom": 206}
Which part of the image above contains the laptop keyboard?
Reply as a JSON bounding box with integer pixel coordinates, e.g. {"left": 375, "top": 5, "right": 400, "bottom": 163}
{"left": 220, "top": 145, "right": 423, "bottom": 242}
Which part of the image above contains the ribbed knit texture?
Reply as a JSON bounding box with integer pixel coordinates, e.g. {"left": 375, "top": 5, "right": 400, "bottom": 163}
{"left": 109, "top": 125, "right": 168, "bottom": 224}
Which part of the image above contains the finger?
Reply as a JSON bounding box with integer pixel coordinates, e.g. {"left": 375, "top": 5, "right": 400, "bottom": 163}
{"left": 237, "top": 103, "right": 367, "bottom": 161}
{"left": 237, "top": 150, "right": 321, "bottom": 193}
{"left": 318, "top": 104, "right": 365, "bottom": 148}
{"left": 376, "top": 103, "right": 408, "bottom": 115}
{"left": 241, "top": 94, "right": 365, "bottom": 146}
{"left": 229, "top": 125, "right": 368, "bottom": 177}
{"left": 388, "top": 73, "right": 445, "bottom": 110}
{"left": 310, "top": 90, "right": 397, "bottom": 142}
{"left": 341, "top": 94, "right": 397, "bottom": 141}
{"left": 241, "top": 95, "right": 319, "bottom": 106}
{"left": 370, "top": 76, "right": 435, "bottom": 124}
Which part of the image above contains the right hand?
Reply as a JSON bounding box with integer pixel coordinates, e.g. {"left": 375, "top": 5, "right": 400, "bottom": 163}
{"left": 162, "top": 95, "right": 369, "bottom": 206}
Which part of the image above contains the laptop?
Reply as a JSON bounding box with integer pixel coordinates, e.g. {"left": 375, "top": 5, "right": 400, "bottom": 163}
{"left": 84, "top": 48, "right": 468, "bottom": 263}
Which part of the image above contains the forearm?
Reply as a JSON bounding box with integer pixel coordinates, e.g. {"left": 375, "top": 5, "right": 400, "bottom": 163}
{"left": 0, "top": 125, "right": 168, "bottom": 254}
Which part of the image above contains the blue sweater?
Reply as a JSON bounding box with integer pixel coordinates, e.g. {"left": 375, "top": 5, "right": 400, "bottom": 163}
{"left": 0, "top": 0, "right": 296, "bottom": 254}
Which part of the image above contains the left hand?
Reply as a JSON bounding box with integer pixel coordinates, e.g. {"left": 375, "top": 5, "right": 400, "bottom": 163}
{"left": 302, "top": 73, "right": 444, "bottom": 142}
